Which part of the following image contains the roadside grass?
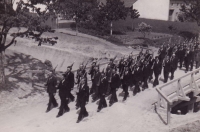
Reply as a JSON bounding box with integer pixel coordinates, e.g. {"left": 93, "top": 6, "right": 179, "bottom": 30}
{"left": 113, "top": 17, "right": 200, "bottom": 34}
{"left": 56, "top": 17, "right": 199, "bottom": 47}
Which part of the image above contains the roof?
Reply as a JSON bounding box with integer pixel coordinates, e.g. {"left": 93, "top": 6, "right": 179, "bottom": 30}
{"left": 98, "top": 0, "right": 137, "bottom": 7}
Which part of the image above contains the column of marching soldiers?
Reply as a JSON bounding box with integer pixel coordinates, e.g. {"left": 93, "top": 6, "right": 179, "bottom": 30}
{"left": 45, "top": 39, "right": 200, "bottom": 123}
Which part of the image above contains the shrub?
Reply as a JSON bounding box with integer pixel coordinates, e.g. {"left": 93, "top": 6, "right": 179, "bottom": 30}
{"left": 138, "top": 22, "right": 152, "bottom": 38}
{"left": 178, "top": 31, "right": 198, "bottom": 40}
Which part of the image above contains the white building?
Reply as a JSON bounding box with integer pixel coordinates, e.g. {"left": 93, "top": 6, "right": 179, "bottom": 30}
{"left": 133, "top": 0, "right": 170, "bottom": 21}
{"left": 133, "top": 0, "right": 186, "bottom": 21}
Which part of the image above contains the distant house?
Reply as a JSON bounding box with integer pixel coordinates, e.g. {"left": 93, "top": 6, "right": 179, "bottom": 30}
{"left": 98, "top": 0, "right": 137, "bottom": 7}
{"left": 133, "top": 0, "right": 188, "bottom": 21}
{"left": 168, "top": 0, "right": 187, "bottom": 21}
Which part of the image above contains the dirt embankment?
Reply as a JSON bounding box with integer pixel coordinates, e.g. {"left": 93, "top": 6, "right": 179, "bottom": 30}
{"left": 7, "top": 29, "right": 137, "bottom": 71}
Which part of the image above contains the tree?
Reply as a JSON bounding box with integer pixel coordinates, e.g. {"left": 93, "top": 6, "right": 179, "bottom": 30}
{"left": 138, "top": 22, "right": 152, "bottom": 38}
{"left": 55, "top": 0, "right": 95, "bottom": 35}
{"left": 180, "top": 0, "right": 200, "bottom": 26}
{"left": 99, "top": 0, "right": 129, "bottom": 35}
{"left": 0, "top": 0, "right": 58, "bottom": 87}
{"left": 129, "top": 6, "right": 140, "bottom": 31}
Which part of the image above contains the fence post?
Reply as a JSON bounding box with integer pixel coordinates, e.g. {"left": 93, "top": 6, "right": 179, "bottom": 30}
{"left": 167, "top": 103, "right": 171, "bottom": 125}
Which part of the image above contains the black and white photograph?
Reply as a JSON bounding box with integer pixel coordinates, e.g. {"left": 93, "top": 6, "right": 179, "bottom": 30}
{"left": 0, "top": 0, "right": 200, "bottom": 131}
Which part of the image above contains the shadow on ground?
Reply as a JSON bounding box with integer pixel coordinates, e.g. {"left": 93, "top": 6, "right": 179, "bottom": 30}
{"left": 2, "top": 50, "right": 48, "bottom": 99}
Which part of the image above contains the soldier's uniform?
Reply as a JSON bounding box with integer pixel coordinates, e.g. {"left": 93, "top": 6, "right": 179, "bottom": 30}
{"left": 45, "top": 72, "right": 58, "bottom": 112}
{"left": 170, "top": 54, "right": 178, "bottom": 80}
{"left": 177, "top": 47, "right": 185, "bottom": 69}
{"left": 142, "top": 61, "right": 150, "bottom": 89}
{"left": 88, "top": 61, "right": 96, "bottom": 95}
{"left": 76, "top": 65, "right": 87, "bottom": 85}
{"left": 121, "top": 65, "right": 131, "bottom": 101}
{"left": 158, "top": 47, "right": 166, "bottom": 62}
{"left": 76, "top": 78, "right": 89, "bottom": 123}
{"left": 148, "top": 55, "right": 154, "bottom": 81}
{"left": 106, "top": 64, "right": 112, "bottom": 96}
{"left": 153, "top": 57, "right": 162, "bottom": 87}
{"left": 57, "top": 77, "right": 70, "bottom": 117}
{"left": 163, "top": 57, "right": 171, "bottom": 83}
{"left": 184, "top": 49, "right": 190, "bottom": 73}
{"left": 92, "top": 65, "right": 101, "bottom": 102}
{"left": 97, "top": 71, "right": 108, "bottom": 112}
{"left": 109, "top": 69, "right": 121, "bottom": 106}
{"left": 118, "top": 57, "right": 125, "bottom": 75}
{"left": 133, "top": 65, "right": 142, "bottom": 95}
{"left": 194, "top": 49, "right": 200, "bottom": 69}
{"left": 189, "top": 48, "right": 195, "bottom": 71}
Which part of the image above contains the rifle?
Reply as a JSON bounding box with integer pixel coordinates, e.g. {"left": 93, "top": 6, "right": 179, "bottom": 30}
{"left": 113, "top": 55, "right": 117, "bottom": 62}
{"left": 84, "top": 61, "right": 89, "bottom": 69}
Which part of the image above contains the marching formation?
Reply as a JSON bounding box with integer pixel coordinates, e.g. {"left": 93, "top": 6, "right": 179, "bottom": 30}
{"left": 45, "top": 39, "right": 200, "bottom": 123}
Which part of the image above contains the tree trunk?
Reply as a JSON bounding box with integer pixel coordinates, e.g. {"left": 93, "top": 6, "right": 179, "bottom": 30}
{"left": 132, "top": 21, "right": 134, "bottom": 31}
{"left": 110, "top": 21, "right": 113, "bottom": 36}
{"left": 76, "top": 21, "right": 78, "bottom": 36}
{"left": 0, "top": 51, "right": 6, "bottom": 86}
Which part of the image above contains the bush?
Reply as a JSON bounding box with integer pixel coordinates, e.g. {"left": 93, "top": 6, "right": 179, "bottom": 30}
{"left": 138, "top": 22, "right": 152, "bottom": 38}
{"left": 178, "top": 31, "right": 198, "bottom": 40}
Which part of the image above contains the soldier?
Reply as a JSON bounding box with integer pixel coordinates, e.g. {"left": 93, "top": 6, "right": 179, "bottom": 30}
{"left": 168, "top": 44, "right": 174, "bottom": 57}
{"left": 153, "top": 56, "right": 162, "bottom": 87}
{"left": 163, "top": 56, "right": 171, "bottom": 83}
{"left": 194, "top": 46, "right": 200, "bottom": 69}
{"left": 127, "top": 54, "right": 133, "bottom": 67}
{"left": 121, "top": 64, "right": 130, "bottom": 101}
{"left": 177, "top": 46, "right": 185, "bottom": 69}
{"left": 189, "top": 47, "right": 195, "bottom": 71}
{"left": 144, "top": 49, "right": 151, "bottom": 61}
{"left": 76, "top": 63, "right": 87, "bottom": 85}
{"left": 57, "top": 73, "right": 71, "bottom": 117}
{"left": 142, "top": 60, "right": 150, "bottom": 90}
{"left": 108, "top": 58, "right": 117, "bottom": 69}
{"left": 118, "top": 56, "right": 125, "bottom": 75}
{"left": 133, "top": 64, "right": 142, "bottom": 95}
{"left": 76, "top": 71, "right": 88, "bottom": 110}
{"left": 158, "top": 46, "right": 166, "bottom": 62}
{"left": 148, "top": 54, "right": 154, "bottom": 82}
{"left": 130, "top": 61, "right": 137, "bottom": 88}
{"left": 97, "top": 70, "right": 108, "bottom": 112}
{"left": 105, "top": 63, "right": 112, "bottom": 96}
{"left": 45, "top": 70, "right": 58, "bottom": 113}
{"left": 184, "top": 48, "right": 190, "bottom": 73}
{"left": 109, "top": 68, "right": 121, "bottom": 106}
{"left": 170, "top": 53, "right": 178, "bottom": 80}
{"left": 92, "top": 65, "right": 101, "bottom": 102}
{"left": 76, "top": 78, "right": 89, "bottom": 123}
{"left": 88, "top": 61, "right": 96, "bottom": 95}
{"left": 66, "top": 64, "right": 75, "bottom": 102}
{"left": 119, "top": 59, "right": 126, "bottom": 91}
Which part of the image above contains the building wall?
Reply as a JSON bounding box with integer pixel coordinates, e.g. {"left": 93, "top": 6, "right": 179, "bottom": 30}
{"left": 133, "top": 0, "right": 170, "bottom": 21}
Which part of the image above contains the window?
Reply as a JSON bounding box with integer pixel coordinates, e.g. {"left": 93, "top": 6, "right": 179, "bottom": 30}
{"left": 169, "top": 10, "right": 174, "bottom": 16}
